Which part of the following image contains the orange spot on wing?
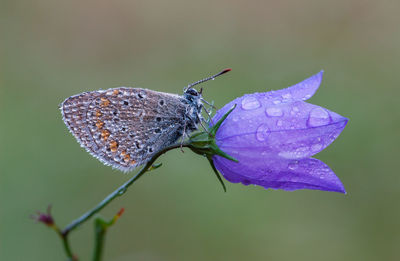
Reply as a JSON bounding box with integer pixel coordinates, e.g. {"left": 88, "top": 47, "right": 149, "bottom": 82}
{"left": 123, "top": 154, "right": 130, "bottom": 162}
{"left": 113, "top": 89, "right": 119, "bottom": 95}
{"left": 96, "top": 120, "right": 104, "bottom": 129}
{"left": 101, "top": 130, "right": 110, "bottom": 140}
{"left": 100, "top": 97, "right": 110, "bottom": 107}
{"left": 130, "top": 160, "right": 136, "bottom": 165}
{"left": 96, "top": 110, "right": 102, "bottom": 117}
{"left": 110, "top": 140, "right": 118, "bottom": 152}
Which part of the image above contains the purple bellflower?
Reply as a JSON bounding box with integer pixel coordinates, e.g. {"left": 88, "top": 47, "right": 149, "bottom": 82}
{"left": 211, "top": 71, "right": 348, "bottom": 193}
{"left": 196, "top": 71, "right": 348, "bottom": 193}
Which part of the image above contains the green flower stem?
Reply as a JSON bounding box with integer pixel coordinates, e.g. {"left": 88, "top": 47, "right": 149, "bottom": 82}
{"left": 93, "top": 218, "right": 107, "bottom": 261}
{"left": 39, "top": 105, "right": 236, "bottom": 260}
{"left": 58, "top": 142, "right": 189, "bottom": 260}
{"left": 92, "top": 208, "right": 124, "bottom": 261}
{"left": 50, "top": 107, "right": 237, "bottom": 260}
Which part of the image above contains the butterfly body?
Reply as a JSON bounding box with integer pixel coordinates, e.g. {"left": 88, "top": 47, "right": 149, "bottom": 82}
{"left": 61, "top": 87, "right": 202, "bottom": 172}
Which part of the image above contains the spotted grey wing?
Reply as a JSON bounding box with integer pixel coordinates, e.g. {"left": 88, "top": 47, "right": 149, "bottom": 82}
{"left": 61, "top": 87, "right": 189, "bottom": 172}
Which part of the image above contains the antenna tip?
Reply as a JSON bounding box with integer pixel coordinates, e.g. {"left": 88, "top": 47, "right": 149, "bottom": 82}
{"left": 222, "top": 68, "right": 232, "bottom": 73}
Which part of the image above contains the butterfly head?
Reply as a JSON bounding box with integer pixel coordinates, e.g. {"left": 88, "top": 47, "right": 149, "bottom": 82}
{"left": 183, "top": 87, "right": 203, "bottom": 123}
{"left": 183, "top": 87, "right": 201, "bottom": 103}
{"left": 183, "top": 68, "right": 230, "bottom": 101}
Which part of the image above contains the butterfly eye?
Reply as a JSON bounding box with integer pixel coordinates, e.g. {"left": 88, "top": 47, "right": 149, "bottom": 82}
{"left": 185, "top": 88, "right": 198, "bottom": 96}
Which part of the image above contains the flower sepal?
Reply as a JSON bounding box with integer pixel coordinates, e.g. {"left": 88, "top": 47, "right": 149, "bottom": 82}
{"left": 187, "top": 104, "right": 238, "bottom": 192}
{"left": 188, "top": 104, "right": 238, "bottom": 163}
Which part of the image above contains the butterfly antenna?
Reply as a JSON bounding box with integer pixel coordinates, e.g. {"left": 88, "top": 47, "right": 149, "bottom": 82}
{"left": 186, "top": 68, "right": 231, "bottom": 90}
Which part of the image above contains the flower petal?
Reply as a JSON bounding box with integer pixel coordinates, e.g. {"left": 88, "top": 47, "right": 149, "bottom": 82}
{"left": 208, "top": 71, "right": 347, "bottom": 193}
{"left": 213, "top": 155, "right": 345, "bottom": 193}
{"left": 264, "top": 70, "right": 324, "bottom": 103}
{"left": 212, "top": 71, "right": 324, "bottom": 124}
{"left": 214, "top": 99, "right": 348, "bottom": 160}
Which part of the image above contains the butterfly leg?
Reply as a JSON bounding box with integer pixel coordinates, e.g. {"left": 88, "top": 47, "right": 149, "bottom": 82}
{"left": 199, "top": 119, "right": 210, "bottom": 133}
{"left": 180, "top": 123, "right": 187, "bottom": 153}
{"left": 201, "top": 101, "right": 215, "bottom": 128}
{"left": 201, "top": 98, "right": 216, "bottom": 109}
{"left": 202, "top": 106, "right": 211, "bottom": 120}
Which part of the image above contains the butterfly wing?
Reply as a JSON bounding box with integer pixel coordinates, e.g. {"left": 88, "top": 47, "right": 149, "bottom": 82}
{"left": 61, "top": 87, "right": 189, "bottom": 172}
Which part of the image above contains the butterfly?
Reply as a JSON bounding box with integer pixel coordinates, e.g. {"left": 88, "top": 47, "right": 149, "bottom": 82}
{"left": 60, "top": 69, "right": 230, "bottom": 172}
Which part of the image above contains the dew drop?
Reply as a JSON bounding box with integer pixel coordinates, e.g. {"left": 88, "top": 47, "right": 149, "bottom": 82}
{"left": 279, "top": 147, "right": 309, "bottom": 159}
{"left": 272, "top": 100, "right": 281, "bottom": 105}
{"left": 256, "top": 124, "right": 270, "bottom": 141}
{"left": 232, "top": 115, "right": 239, "bottom": 122}
{"left": 311, "top": 143, "right": 323, "bottom": 152}
{"left": 288, "top": 161, "right": 299, "bottom": 170}
{"left": 265, "top": 107, "right": 283, "bottom": 117}
{"left": 118, "top": 187, "right": 127, "bottom": 195}
{"left": 276, "top": 120, "right": 283, "bottom": 127}
{"left": 282, "top": 93, "right": 292, "bottom": 99}
{"left": 241, "top": 96, "right": 261, "bottom": 110}
{"left": 290, "top": 106, "right": 299, "bottom": 116}
{"left": 308, "top": 108, "right": 331, "bottom": 127}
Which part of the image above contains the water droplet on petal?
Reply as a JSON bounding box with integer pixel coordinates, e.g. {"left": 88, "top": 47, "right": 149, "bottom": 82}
{"left": 282, "top": 93, "right": 292, "bottom": 99}
{"left": 279, "top": 147, "right": 309, "bottom": 159}
{"left": 276, "top": 120, "right": 283, "bottom": 127}
{"left": 241, "top": 96, "right": 261, "bottom": 110}
{"left": 265, "top": 107, "right": 283, "bottom": 117}
{"left": 256, "top": 124, "right": 270, "bottom": 141}
{"left": 288, "top": 161, "right": 299, "bottom": 170}
{"left": 307, "top": 108, "right": 331, "bottom": 127}
{"left": 272, "top": 100, "right": 281, "bottom": 105}
{"left": 311, "top": 143, "right": 323, "bottom": 152}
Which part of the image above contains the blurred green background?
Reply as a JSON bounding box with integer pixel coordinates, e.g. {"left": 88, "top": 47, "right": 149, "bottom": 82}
{"left": 1, "top": 0, "right": 399, "bottom": 260}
